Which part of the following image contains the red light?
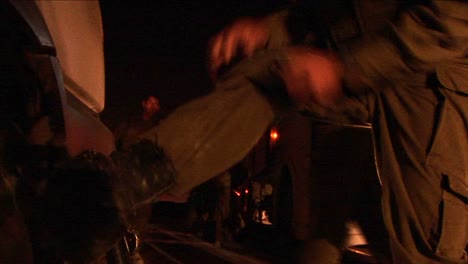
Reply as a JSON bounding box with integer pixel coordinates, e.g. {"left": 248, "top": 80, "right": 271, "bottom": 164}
{"left": 234, "top": 191, "right": 241, "bottom": 197}
{"left": 271, "top": 132, "right": 278, "bottom": 140}
{"left": 244, "top": 189, "right": 249, "bottom": 194}
{"left": 270, "top": 127, "right": 279, "bottom": 142}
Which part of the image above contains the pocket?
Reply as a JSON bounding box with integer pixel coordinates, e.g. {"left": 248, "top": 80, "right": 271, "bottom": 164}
{"left": 425, "top": 92, "right": 468, "bottom": 192}
{"left": 435, "top": 174, "right": 468, "bottom": 260}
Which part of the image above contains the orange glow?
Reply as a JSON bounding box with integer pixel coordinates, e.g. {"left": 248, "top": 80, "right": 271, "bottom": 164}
{"left": 234, "top": 191, "right": 241, "bottom": 197}
{"left": 270, "top": 127, "right": 279, "bottom": 142}
{"left": 271, "top": 131, "right": 278, "bottom": 140}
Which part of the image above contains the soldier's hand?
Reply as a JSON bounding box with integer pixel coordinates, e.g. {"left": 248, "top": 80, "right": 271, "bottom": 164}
{"left": 280, "top": 47, "right": 344, "bottom": 107}
{"left": 209, "top": 17, "right": 270, "bottom": 78}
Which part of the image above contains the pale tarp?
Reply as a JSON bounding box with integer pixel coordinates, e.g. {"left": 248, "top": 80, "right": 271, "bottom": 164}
{"left": 35, "top": 0, "right": 105, "bottom": 113}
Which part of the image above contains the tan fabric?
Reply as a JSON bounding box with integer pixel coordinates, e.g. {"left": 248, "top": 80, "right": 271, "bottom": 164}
{"left": 143, "top": 80, "right": 275, "bottom": 196}
{"left": 134, "top": 52, "right": 282, "bottom": 197}
{"left": 35, "top": 0, "right": 105, "bottom": 113}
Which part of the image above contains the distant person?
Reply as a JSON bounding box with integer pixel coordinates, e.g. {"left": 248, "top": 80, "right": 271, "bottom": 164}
{"left": 114, "top": 95, "right": 162, "bottom": 150}
{"left": 142, "top": 95, "right": 161, "bottom": 122}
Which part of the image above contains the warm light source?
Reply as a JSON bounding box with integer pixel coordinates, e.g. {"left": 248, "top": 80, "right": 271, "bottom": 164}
{"left": 270, "top": 127, "right": 279, "bottom": 143}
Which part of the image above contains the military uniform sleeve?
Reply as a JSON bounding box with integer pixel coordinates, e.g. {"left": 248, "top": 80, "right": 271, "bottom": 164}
{"left": 339, "top": 1, "right": 468, "bottom": 94}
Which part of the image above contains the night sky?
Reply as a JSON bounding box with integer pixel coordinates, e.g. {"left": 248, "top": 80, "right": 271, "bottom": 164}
{"left": 99, "top": 1, "right": 289, "bottom": 129}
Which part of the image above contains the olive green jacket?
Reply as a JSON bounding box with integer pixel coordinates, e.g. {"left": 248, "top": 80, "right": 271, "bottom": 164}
{"left": 285, "top": 1, "right": 468, "bottom": 263}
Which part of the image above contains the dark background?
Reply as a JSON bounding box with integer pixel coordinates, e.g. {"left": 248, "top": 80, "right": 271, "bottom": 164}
{"left": 99, "top": 1, "right": 289, "bottom": 129}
